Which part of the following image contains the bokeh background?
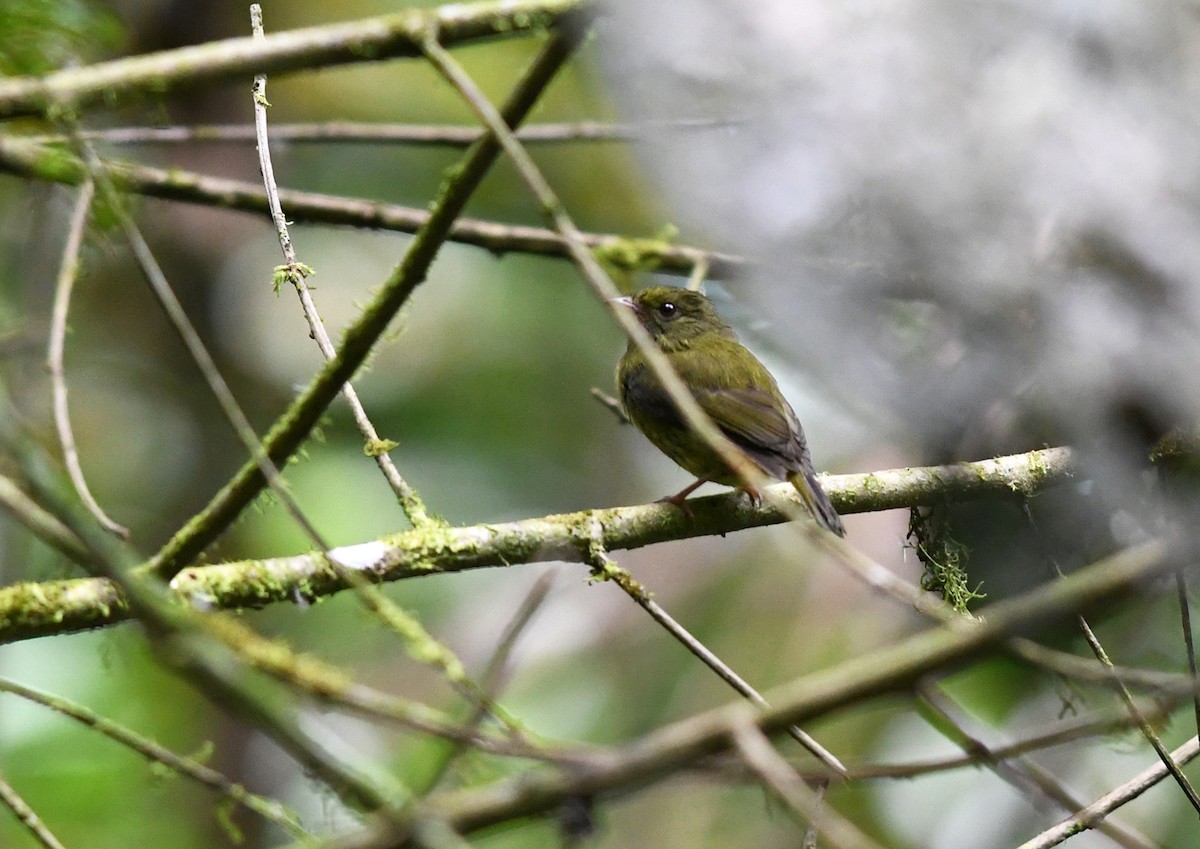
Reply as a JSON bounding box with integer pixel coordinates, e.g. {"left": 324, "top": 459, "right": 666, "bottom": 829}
{"left": 3, "top": 1, "right": 1200, "bottom": 847}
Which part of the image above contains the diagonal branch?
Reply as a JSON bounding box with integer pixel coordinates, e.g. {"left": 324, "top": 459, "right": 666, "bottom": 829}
{"left": 145, "top": 22, "right": 590, "bottom": 580}
{"left": 328, "top": 540, "right": 1172, "bottom": 843}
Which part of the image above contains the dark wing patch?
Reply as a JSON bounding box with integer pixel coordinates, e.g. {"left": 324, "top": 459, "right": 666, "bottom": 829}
{"left": 694, "top": 386, "right": 804, "bottom": 479}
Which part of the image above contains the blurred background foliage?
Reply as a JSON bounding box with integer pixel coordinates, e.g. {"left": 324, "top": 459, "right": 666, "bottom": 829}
{"left": 1, "top": 1, "right": 1198, "bottom": 848}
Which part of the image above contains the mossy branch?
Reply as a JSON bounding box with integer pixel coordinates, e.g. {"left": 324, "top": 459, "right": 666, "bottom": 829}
{"left": 0, "top": 135, "right": 740, "bottom": 278}
{"left": 0, "top": 0, "right": 592, "bottom": 118}
{"left": 0, "top": 447, "right": 1074, "bottom": 643}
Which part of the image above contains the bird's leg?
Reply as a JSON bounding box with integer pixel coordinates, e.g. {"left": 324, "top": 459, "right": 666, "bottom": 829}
{"left": 658, "top": 476, "right": 712, "bottom": 516}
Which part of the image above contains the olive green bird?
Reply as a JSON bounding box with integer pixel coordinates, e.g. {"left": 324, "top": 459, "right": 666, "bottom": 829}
{"left": 614, "top": 286, "right": 845, "bottom": 536}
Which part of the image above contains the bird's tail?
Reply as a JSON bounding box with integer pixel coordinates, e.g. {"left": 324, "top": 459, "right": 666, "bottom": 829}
{"left": 788, "top": 469, "right": 845, "bottom": 537}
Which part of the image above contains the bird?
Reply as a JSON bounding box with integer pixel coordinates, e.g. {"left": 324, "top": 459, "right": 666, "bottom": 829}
{"left": 613, "top": 286, "right": 845, "bottom": 536}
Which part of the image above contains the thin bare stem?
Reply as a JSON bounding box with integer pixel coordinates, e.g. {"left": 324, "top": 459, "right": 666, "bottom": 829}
{"left": 0, "top": 473, "right": 90, "bottom": 564}
{"left": 418, "top": 571, "right": 559, "bottom": 795}
{"left": 0, "top": 676, "right": 308, "bottom": 839}
{"left": 1176, "top": 570, "right": 1200, "bottom": 737}
{"left": 1016, "top": 735, "right": 1200, "bottom": 849}
{"left": 28, "top": 117, "right": 734, "bottom": 147}
{"left": 1022, "top": 502, "right": 1200, "bottom": 816}
{"left": 686, "top": 254, "right": 709, "bottom": 292}
{"left": 731, "top": 720, "right": 889, "bottom": 849}
{"left": 0, "top": 774, "right": 65, "bottom": 849}
{"left": 1076, "top": 614, "right": 1200, "bottom": 815}
{"left": 46, "top": 179, "right": 129, "bottom": 539}
{"left": 250, "top": 4, "right": 433, "bottom": 529}
{"left": 590, "top": 549, "right": 846, "bottom": 775}
{"left": 66, "top": 129, "right": 336, "bottom": 570}
{"left": 917, "top": 682, "right": 1156, "bottom": 849}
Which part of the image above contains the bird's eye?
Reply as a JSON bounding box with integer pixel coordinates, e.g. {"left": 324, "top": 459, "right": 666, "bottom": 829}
{"left": 657, "top": 302, "right": 678, "bottom": 318}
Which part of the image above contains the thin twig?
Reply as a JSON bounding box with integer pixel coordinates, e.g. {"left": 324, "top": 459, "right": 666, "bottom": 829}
{"left": 246, "top": 6, "right": 536, "bottom": 745}
{"left": 419, "top": 571, "right": 559, "bottom": 794}
{"left": 46, "top": 179, "right": 129, "bottom": 539}
{"left": 65, "top": 128, "right": 336, "bottom": 569}
{"left": 731, "top": 719, "right": 889, "bottom": 849}
{"left": 590, "top": 549, "right": 846, "bottom": 775}
{"left": 27, "top": 117, "right": 735, "bottom": 147}
{"left": 589, "top": 386, "right": 628, "bottom": 423}
{"left": 1015, "top": 735, "right": 1200, "bottom": 849}
{"left": 686, "top": 253, "right": 709, "bottom": 292}
{"left": 1176, "top": 570, "right": 1200, "bottom": 738}
{"left": 1076, "top": 614, "right": 1200, "bottom": 814}
{"left": 0, "top": 774, "right": 65, "bottom": 849}
{"left": 250, "top": 4, "right": 433, "bottom": 530}
{"left": 1022, "top": 502, "right": 1200, "bottom": 816}
{"left": 0, "top": 473, "right": 90, "bottom": 564}
{"left": 0, "top": 676, "right": 309, "bottom": 839}
{"left": 917, "top": 682, "right": 1156, "bottom": 849}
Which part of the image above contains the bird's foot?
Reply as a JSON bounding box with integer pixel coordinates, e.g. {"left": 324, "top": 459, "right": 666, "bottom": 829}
{"left": 737, "top": 485, "right": 763, "bottom": 508}
{"left": 656, "top": 492, "right": 695, "bottom": 519}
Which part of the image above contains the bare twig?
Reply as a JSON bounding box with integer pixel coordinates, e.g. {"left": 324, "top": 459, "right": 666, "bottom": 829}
{"left": 27, "top": 117, "right": 735, "bottom": 147}
{"left": 46, "top": 179, "right": 129, "bottom": 538}
{"left": 917, "top": 682, "right": 1156, "bottom": 849}
{"left": 1076, "top": 614, "right": 1200, "bottom": 814}
{"left": 0, "top": 676, "right": 308, "bottom": 839}
{"left": 731, "top": 719, "right": 888, "bottom": 849}
{"left": 0, "top": 473, "right": 90, "bottom": 564}
{"left": 419, "top": 571, "right": 560, "bottom": 794}
{"left": 590, "top": 549, "right": 846, "bottom": 775}
{"left": 251, "top": 6, "right": 432, "bottom": 529}
{"left": 1015, "top": 735, "right": 1200, "bottom": 849}
{"left": 0, "top": 774, "right": 65, "bottom": 849}
{"left": 1176, "top": 570, "right": 1200, "bottom": 738}
{"left": 1022, "top": 502, "right": 1200, "bottom": 816}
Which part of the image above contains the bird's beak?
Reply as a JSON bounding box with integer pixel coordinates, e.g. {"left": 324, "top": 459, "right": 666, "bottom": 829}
{"left": 610, "top": 295, "right": 639, "bottom": 314}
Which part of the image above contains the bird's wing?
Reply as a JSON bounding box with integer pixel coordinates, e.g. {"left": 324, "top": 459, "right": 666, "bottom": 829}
{"left": 692, "top": 386, "right": 794, "bottom": 452}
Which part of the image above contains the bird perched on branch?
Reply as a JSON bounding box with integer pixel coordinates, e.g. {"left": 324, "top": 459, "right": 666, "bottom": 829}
{"left": 614, "top": 286, "right": 845, "bottom": 536}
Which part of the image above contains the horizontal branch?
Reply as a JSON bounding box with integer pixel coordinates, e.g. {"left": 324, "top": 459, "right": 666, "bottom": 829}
{"left": 0, "top": 447, "right": 1074, "bottom": 643}
{"left": 25, "top": 119, "right": 738, "bottom": 148}
{"left": 0, "top": 135, "right": 740, "bottom": 277}
{"left": 0, "top": 0, "right": 591, "bottom": 119}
